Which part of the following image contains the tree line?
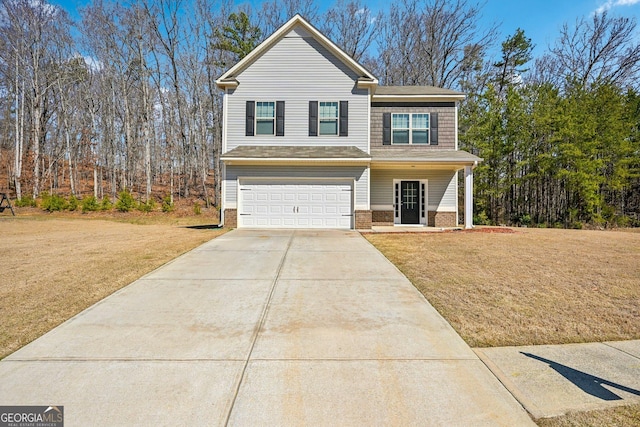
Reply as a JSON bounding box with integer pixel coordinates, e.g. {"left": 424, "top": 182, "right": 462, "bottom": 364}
{"left": 1, "top": 0, "right": 638, "bottom": 226}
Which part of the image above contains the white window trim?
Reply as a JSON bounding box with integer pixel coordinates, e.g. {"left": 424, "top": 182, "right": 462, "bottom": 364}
{"left": 255, "top": 101, "right": 275, "bottom": 136}
{"left": 393, "top": 179, "right": 428, "bottom": 226}
{"left": 391, "top": 113, "right": 430, "bottom": 145}
{"left": 319, "top": 101, "right": 339, "bottom": 136}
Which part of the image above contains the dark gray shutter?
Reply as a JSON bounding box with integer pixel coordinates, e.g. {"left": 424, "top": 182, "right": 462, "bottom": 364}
{"left": 276, "top": 101, "right": 285, "bottom": 136}
{"left": 339, "top": 101, "right": 348, "bottom": 136}
{"left": 430, "top": 112, "right": 438, "bottom": 145}
{"left": 309, "top": 101, "right": 318, "bottom": 136}
{"left": 382, "top": 113, "right": 391, "bottom": 145}
{"left": 245, "top": 101, "right": 255, "bottom": 136}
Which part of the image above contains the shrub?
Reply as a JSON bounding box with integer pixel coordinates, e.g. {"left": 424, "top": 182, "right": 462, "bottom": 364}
{"left": 612, "top": 215, "right": 631, "bottom": 228}
{"left": 193, "top": 201, "right": 202, "bottom": 215}
{"left": 115, "top": 189, "right": 135, "bottom": 212}
{"left": 81, "top": 196, "right": 99, "bottom": 212}
{"left": 517, "top": 213, "right": 532, "bottom": 227}
{"left": 161, "top": 195, "right": 174, "bottom": 213}
{"left": 68, "top": 195, "right": 79, "bottom": 211}
{"left": 137, "top": 198, "right": 155, "bottom": 213}
{"left": 100, "top": 196, "right": 113, "bottom": 211}
{"left": 473, "top": 211, "right": 490, "bottom": 225}
{"left": 40, "top": 192, "right": 68, "bottom": 212}
{"left": 15, "top": 196, "right": 37, "bottom": 207}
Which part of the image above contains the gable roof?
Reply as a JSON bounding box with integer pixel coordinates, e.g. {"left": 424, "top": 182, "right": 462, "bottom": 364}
{"left": 215, "top": 14, "right": 378, "bottom": 89}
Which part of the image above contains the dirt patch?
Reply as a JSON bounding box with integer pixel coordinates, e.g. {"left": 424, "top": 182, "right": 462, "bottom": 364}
{"left": 453, "top": 226, "right": 517, "bottom": 234}
{"left": 365, "top": 227, "right": 640, "bottom": 348}
{"left": 0, "top": 214, "right": 225, "bottom": 358}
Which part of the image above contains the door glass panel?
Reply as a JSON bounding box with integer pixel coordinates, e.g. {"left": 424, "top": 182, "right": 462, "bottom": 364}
{"left": 403, "top": 183, "right": 417, "bottom": 209}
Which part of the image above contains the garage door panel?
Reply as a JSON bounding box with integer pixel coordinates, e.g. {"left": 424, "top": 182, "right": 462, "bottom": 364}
{"left": 239, "top": 180, "right": 353, "bottom": 229}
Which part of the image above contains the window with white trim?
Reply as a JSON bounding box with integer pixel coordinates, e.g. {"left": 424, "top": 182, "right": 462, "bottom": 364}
{"left": 319, "top": 102, "right": 339, "bottom": 135}
{"left": 256, "top": 101, "right": 275, "bottom": 135}
{"left": 392, "top": 113, "right": 430, "bottom": 144}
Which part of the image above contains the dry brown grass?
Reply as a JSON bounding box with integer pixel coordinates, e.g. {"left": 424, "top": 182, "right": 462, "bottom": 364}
{"left": 535, "top": 404, "right": 640, "bottom": 426}
{"left": 0, "top": 213, "right": 225, "bottom": 359}
{"left": 365, "top": 227, "right": 640, "bottom": 348}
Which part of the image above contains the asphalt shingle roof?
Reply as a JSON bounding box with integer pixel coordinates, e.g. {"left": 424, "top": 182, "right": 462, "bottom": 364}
{"left": 373, "top": 86, "right": 465, "bottom": 97}
{"left": 370, "top": 148, "right": 482, "bottom": 163}
{"left": 222, "top": 145, "right": 370, "bottom": 159}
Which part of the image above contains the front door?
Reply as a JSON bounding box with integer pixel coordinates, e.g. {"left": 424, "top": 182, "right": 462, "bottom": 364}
{"left": 401, "top": 181, "right": 420, "bottom": 224}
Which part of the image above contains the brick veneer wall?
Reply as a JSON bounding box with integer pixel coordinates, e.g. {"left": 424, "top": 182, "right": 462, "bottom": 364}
{"left": 355, "top": 210, "right": 372, "bottom": 229}
{"left": 428, "top": 211, "right": 457, "bottom": 227}
{"left": 224, "top": 209, "right": 237, "bottom": 228}
{"left": 373, "top": 210, "right": 456, "bottom": 227}
{"left": 372, "top": 210, "right": 394, "bottom": 225}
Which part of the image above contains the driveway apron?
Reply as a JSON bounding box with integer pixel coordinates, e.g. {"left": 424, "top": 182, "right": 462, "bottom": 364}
{"left": 0, "top": 229, "right": 533, "bottom": 426}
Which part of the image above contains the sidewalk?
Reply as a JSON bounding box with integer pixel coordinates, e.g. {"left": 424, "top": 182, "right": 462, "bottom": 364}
{"left": 475, "top": 340, "right": 640, "bottom": 419}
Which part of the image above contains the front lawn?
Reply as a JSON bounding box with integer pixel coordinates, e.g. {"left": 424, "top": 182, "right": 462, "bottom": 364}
{"left": 365, "top": 227, "right": 640, "bottom": 348}
{"left": 366, "top": 227, "right": 640, "bottom": 426}
{"left": 0, "top": 213, "right": 225, "bottom": 359}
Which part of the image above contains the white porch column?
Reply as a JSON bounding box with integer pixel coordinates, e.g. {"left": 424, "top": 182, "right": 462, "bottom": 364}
{"left": 464, "top": 165, "right": 474, "bottom": 229}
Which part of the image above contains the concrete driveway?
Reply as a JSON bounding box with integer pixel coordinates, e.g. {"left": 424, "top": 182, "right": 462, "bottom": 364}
{"left": 0, "top": 229, "right": 533, "bottom": 426}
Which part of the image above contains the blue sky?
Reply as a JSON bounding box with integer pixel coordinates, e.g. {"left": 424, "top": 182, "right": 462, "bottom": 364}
{"left": 50, "top": 0, "right": 640, "bottom": 59}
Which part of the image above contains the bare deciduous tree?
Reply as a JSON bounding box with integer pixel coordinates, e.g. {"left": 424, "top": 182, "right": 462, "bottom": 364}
{"left": 551, "top": 11, "right": 640, "bottom": 89}
{"left": 321, "top": 0, "right": 381, "bottom": 62}
{"left": 376, "top": 0, "right": 496, "bottom": 89}
{"left": 257, "top": 0, "right": 319, "bottom": 36}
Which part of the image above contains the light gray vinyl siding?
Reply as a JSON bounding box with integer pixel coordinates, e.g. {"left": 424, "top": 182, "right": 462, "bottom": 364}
{"left": 370, "top": 169, "right": 457, "bottom": 211}
{"left": 371, "top": 105, "right": 456, "bottom": 149}
{"left": 226, "top": 26, "right": 369, "bottom": 151}
{"left": 225, "top": 165, "right": 369, "bottom": 209}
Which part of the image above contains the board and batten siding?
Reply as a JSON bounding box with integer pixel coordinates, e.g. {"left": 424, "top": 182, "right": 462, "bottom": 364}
{"left": 225, "top": 26, "right": 369, "bottom": 151}
{"left": 371, "top": 105, "right": 456, "bottom": 149}
{"left": 225, "top": 165, "right": 369, "bottom": 210}
{"left": 370, "top": 169, "right": 457, "bottom": 211}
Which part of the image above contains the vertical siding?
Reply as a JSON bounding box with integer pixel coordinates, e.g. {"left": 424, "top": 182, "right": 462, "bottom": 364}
{"left": 226, "top": 27, "right": 369, "bottom": 151}
{"left": 225, "top": 165, "right": 369, "bottom": 210}
{"left": 370, "top": 105, "right": 456, "bottom": 149}
{"left": 370, "top": 169, "right": 457, "bottom": 211}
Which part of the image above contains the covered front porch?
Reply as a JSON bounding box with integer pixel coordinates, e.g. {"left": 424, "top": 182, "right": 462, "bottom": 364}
{"left": 369, "top": 148, "right": 482, "bottom": 229}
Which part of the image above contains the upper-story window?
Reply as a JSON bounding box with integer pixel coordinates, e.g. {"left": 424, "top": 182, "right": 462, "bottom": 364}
{"left": 319, "top": 102, "right": 339, "bottom": 135}
{"left": 309, "top": 101, "right": 348, "bottom": 137}
{"left": 246, "top": 101, "right": 285, "bottom": 136}
{"left": 383, "top": 112, "right": 438, "bottom": 146}
{"left": 392, "top": 113, "right": 429, "bottom": 144}
{"left": 256, "top": 102, "right": 275, "bottom": 135}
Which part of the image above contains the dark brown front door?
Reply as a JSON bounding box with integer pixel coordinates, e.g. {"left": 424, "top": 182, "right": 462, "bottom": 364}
{"left": 401, "top": 181, "right": 420, "bottom": 224}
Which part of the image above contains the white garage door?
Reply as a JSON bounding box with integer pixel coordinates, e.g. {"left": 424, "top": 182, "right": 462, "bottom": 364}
{"left": 238, "top": 179, "right": 353, "bottom": 229}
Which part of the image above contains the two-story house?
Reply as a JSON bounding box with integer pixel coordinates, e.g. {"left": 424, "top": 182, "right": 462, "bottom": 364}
{"left": 216, "top": 15, "right": 481, "bottom": 230}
